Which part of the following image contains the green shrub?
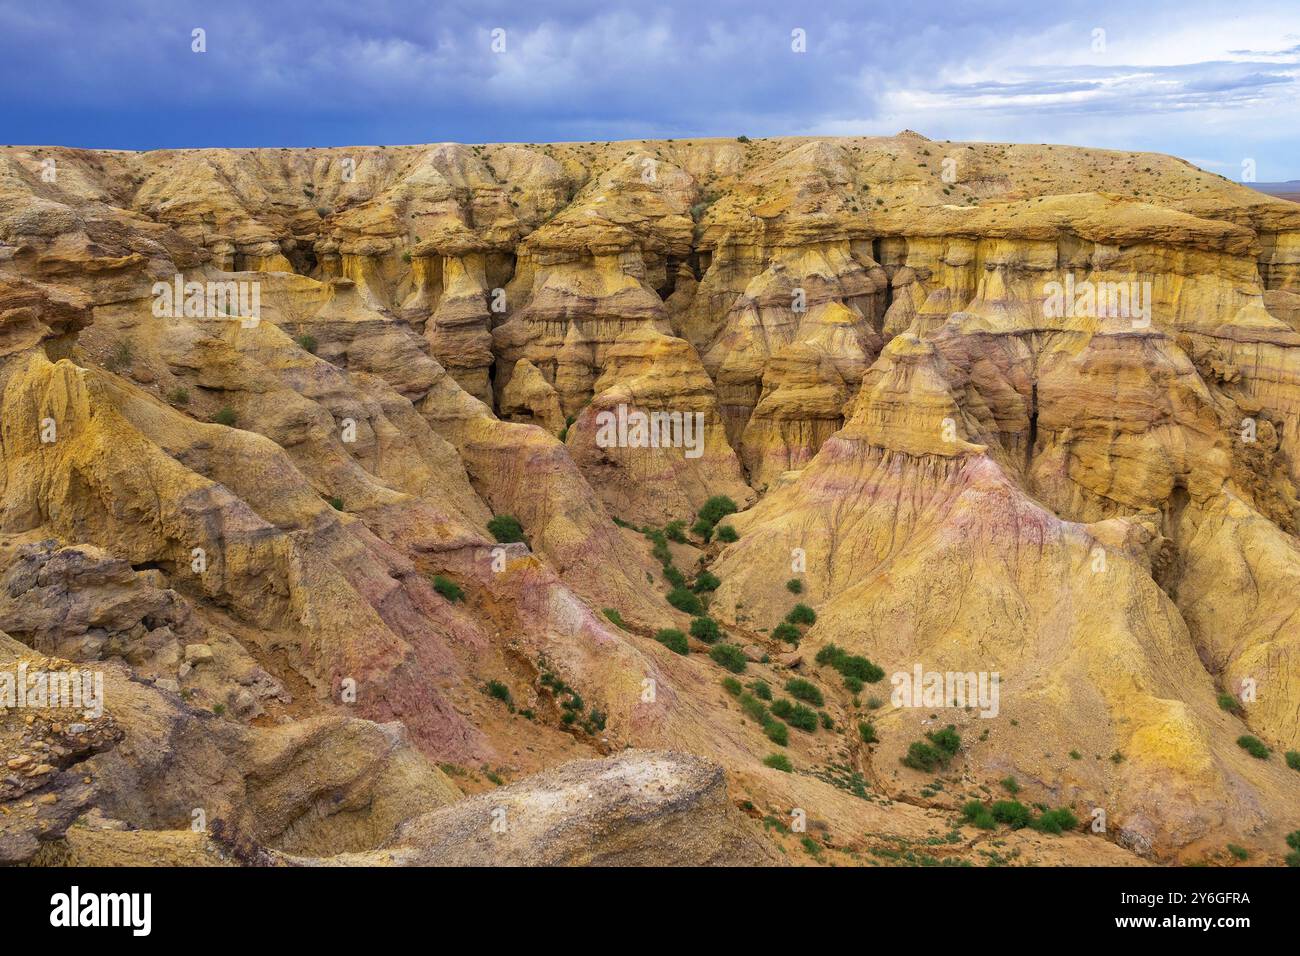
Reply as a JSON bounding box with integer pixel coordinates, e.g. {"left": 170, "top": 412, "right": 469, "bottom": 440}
{"left": 1288, "top": 831, "right": 1300, "bottom": 866}
{"left": 721, "top": 676, "right": 743, "bottom": 696}
{"left": 819, "top": 711, "right": 833, "bottom": 730}
{"left": 991, "top": 800, "right": 1033, "bottom": 829}
{"left": 738, "top": 692, "right": 768, "bottom": 724}
{"left": 432, "top": 575, "right": 464, "bottom": 602}
{"left": 646, "top": 529, "right": 672, "bottom": 564}
{"left": 763, "top": 753, "right": 793, "bottom": 773}
{"left": 1031, "top": 808, "right": 1079, "bottom": 835}
{"left": 784, "top": 678, "right": 824, "bottom": 707}
{"left": 692, "top": 570, "right": 721, "bottom": 592}
{"left": 771, "top": 622, "right": 801, "bottom": 643}
{"left": 654, "top": 628, "right": 688, "bottom": 655}
{"left": 902, "top": 741, "right": 944, "bottom": 771}
{"left": 664, "top": 520, "right": 687, "bottom": 543}
{"left": 786, "top": 604, "right": 816, "bottom": 625}
{"left": 296, "top": 333, "right": 318, "bottom": 353}
{"left": 667, "top": 586, "right": 704, "bottom": 615}
{"left": 166, "top": 386, "right": 190, "bottom": 405}
{"left": 771, "top": 699, "right": 818, "bottom": 731}
{"left": 1237, "top": 735, "right": 1270, "bottom": 759}
{"left": 214, "top": 406, "right": 238, "bottom": 427}
{"left": 928, "top": 725, "right": 961, "bottom": 756}
{"left": 747, "top": 680, "right": 772, "bottom": 701}
{"left": 603, "top": 608, "right": 629, "bottom": 630}
{"left": 1287, "top": 751, "right": 1300, "bottom": 771}
{"left": 689, "top": 616, "right": 721, "bottom": 643}
{"left": 485, "top": 680, "right": 513, "bottom": 707}
{"left": 999, "top": 776, "right": 1020, "bottom": 795}
{"left": 840, "top": 655, "right": 885, "bottom": 683}
{"left": 786, "top": 578, "right": 803, "bottom": 594}
{"left": 539, "top": 673, "right": 562, "bottom": 692}
{"left": 697, "top": 495, "right": 739, "bottom": 526}
{"left": 842, "top": 675, "right": 863, "bottom": 693}
{"left": 328, "top": 496, "right": 344, "bottom": 511}
{"left": 662, "top": 564, "right": 687, "bottom": 588}
{"left": 800, "top": 836, "right": 821, "bottom": 856}
{"left": 487, "top": 514, "right": 527, "bottom": 544}
{"left": 1227, "top": 844, "right": 1249, "bottom": 861}
{"left": 581, "top": 708, "right": 606, "bottom": 734}
{"left": 962, "top": 801, "right": 997, "bottom": 830}
{"left": 901, "top": 729, "right": 960, "bottom": 771}
{"left": 814, "top": 645, "right": 844, "bottom": 667}
{"left": 858, "top": 721, "right": 878, "bottom": 744}
{"left": 691, "top": 496, "right": 739, "bottom": 540}
{"left": 764, "top": 720, "right": 789, "bottom": 746}
{"left": 709, "top": 643, "right": 747, "bottom": 673}
{"left": 715, "top": 525, "right": 739, "bottom": 543}
{"left": 815, "top": 643, "right": 885, "bottom": 682}
{"left": 1217, "top": 692, "right": 1242, "bottom": 713}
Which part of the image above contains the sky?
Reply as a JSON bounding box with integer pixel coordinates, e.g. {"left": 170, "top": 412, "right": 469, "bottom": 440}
{"left": 3, "top": 0, "right": 1299, "bottom": 180}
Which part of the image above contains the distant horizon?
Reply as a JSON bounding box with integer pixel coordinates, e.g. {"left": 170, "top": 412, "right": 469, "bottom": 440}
{"left": 4, "top": 0, "right": 1299, "bottom": 178}
{"left": 9, "top": 135, "right": 1300, "bottom": 197}
{"left": 2, "top": 132, "right": 1293, "bottom": 175}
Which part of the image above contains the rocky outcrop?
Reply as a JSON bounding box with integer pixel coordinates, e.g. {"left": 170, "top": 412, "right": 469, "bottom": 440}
{"left": 740, "top": 342, "right": 853, "bottom": 489}
{"left": 314, "top": 750, "right": 782, "bottom": 866}
{"left": 498, "top": 358, "right": 565, "bottom": 435}
{"left": 565, "top": 329, "right": 753, "bottom": 523}
{"left": 0, "top": 631, "right": 459, "bottom": 863}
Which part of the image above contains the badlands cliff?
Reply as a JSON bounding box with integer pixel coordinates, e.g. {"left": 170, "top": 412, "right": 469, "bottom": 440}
{"left": 1, "top": 132, "right": 1298, "bottom": 866}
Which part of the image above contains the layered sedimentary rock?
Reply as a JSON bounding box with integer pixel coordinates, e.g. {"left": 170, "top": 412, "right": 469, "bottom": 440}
{"left": 565, "top": 329, "right": 752, "bottom": 523}
{"left": 313, "top": 750, "right": 782, "bottom": 867}
{"left": 0, "top": 630, "right": 459, "bottom": 863}
{"left": 740, "top": 342, "right": 853, "bottom": 489}
{"left": 687, "top": 241, "right": 887, "bottom": 455}
{"left": 711, "top": 325, "right": 1296, "bottom": 854}
{"left": 3, "top": 133, "right": 1300, "bottom": 866}
{"left": 498, "top": 357, "right": 564, "bottom": 434}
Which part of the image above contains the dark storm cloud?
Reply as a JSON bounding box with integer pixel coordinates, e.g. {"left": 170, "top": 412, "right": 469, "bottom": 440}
{"left": 1, "top": 0, "right": 1297, "bottom": 176}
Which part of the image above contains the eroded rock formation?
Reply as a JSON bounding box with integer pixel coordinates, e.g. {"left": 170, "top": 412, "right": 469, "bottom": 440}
{"left": 2, "top": 133, "right": 1298, "bottom": 866}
